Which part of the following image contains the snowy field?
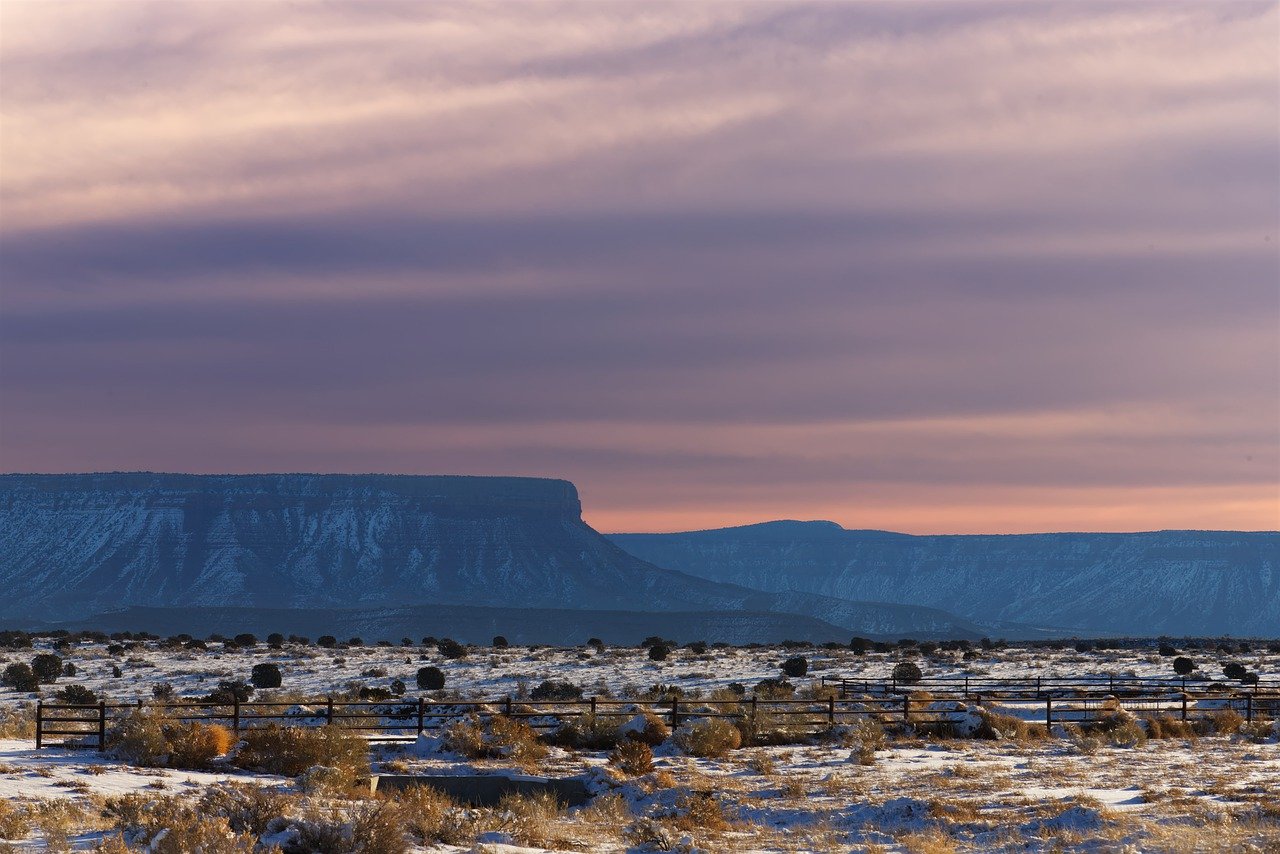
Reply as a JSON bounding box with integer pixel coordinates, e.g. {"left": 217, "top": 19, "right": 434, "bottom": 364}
{"left": 1, "top": 636, "right": 1277, "bottom": 852}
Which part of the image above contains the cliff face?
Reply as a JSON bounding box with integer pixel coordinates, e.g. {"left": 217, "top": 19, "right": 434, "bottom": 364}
{"left": 609, "top": 521, "right": 1280, "bottom": 636}
{"left": 0, "top": 473, "right": 732, "bottom": 621}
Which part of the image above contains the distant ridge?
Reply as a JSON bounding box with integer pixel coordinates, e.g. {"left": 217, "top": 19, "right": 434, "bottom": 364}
{"left": 0, "top": 473, "right": 1027, "bottom": 640}
{"left": 609, "top": 520, "right": 1280, "bottom": 636}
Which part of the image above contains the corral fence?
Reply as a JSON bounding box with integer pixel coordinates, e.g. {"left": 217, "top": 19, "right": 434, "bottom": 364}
{"left": 34, "top": 690, "right": 1280, "bottom": 751}
{"left": 821, "top": 674, "right": 1280, "bottom": 698}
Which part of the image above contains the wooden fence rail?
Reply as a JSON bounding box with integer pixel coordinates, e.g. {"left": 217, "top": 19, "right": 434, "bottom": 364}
{"left": 821, "top": 674, "right": 1280, "bottom": 698}
{"left": 34, "top": 691, "right": 1278, "bottom": 751}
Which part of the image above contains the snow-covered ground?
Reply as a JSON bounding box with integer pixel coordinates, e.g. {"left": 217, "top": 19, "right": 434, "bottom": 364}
{"left": 1, "top": 638, "right": 1276, "bottom": 852}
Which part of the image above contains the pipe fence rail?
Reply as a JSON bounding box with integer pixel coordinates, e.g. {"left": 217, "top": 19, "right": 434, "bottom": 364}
{"left": 34, "top": 690, "right": 1278, "bottom": 751}
{"left": 820, "top": 674, "right": 1280, "bottom": 698}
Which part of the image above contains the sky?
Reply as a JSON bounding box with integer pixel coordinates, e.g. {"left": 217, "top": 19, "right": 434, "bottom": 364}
{"left": 0, "top": 1, "right": 1277, "bottom": 534}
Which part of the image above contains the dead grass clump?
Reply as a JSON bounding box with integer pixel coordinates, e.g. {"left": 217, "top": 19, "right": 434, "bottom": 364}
{"left": 268, "top": 801, "right": 408, "bottom": 854}
{"left": 1091, "top": 710, "right": 1147, "bottom": 748}
{"left": 103, "top": 794, "right": 257, "bottom": 854}
{"left": 1143, "top": 715, "right": 1197, "bottom": 740}
{"left": 0, "top": 800, "right": 31, "bottom": 839}
{"left": 395, "top": 786, "right": 475, "bottom": 847}
{"left": 675, "top": 717, "right": 742, "bottom": 757}
{"left": 898, "top": 827, "right": 960, "bottom": 853}
{"left": 0, "top": 704, "right": 36, "bottom": 739}
{"left": 442, "top": 714, "right": 549, "bottom": 771}
{"left": 1206, "top": 709, "right": 1245, "bottom": 735}
{"left": 671, "top": 792, "right": 730, "bottom": 833}
{"left": 232, "top": 724, "right": 369, "bottom": 782}
{"left": 609, "top": 738, "right": 654, "bottom": 775}
{"left": 492, "top": 791, "right": 569, "bottom": 849}
{"left": 747, "top": 750, "right": 777, "bottom": 775}
{"left": 976, "top": 710, "right": 1033, "bottom": 741}
{"left": 198, "top": 783, "right": 294, "bottom": 836}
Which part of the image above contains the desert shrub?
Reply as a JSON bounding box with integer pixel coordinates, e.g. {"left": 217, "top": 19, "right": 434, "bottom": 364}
{"left": 609, "top": 738, "right": 654, "bottom": 775}
{"left": 832, "top": 717, "right": 885, "bottom": 764}
{"left": 0, "top": 800, "right": 31, "bottom": 840}
{"left": 554, "top": 711, "right": 621, "bottom": 748}
{"left": 104, "top": 796, "right": 258, "bottom": 854}
{"left": 395, "top": 785, "right": 467, "bottom": 846}
{"left": 621, "top": 710, "right": 670, "bottom": 746}
{"left": 1173, "top": 657, "right": 1195, "bottom": 676}
{"left": 152, "top": 683, "right": 176, "bottom": 701}
{"left": 297, "top": 764, "right": 354, "bottom": 794}
{"left": 892, "top": 661, "right": 923, "bottom": 685}
{"left": 648, "top": 644, "right": 671, "bottom": 661}
{"left": 671, "top": 792, "right": 730, "bottom": 833}
{"left": 199, "top": 782, "right": 294, "bottom": 836}
{"left": 205, "top": 680, "right": 254, "bottom": 704}
{"left": 232, "top": 724, "right": 369, "bottom": 781}
{"left": 437, "top": 638, "right": 467, "bottom": 659}
{"left": 1092, "top": 710, "right": 1147, "bottom": 748}
{"left": 1158, "top": 643, "right": 1177, "bottom": 657}
{"left": 263, "top": 801, "right": 408, "bottom": 854}
{"left": 389, "top": 679, "right": 406, "bottom": 696}
{"left": 974, "top": 709, "right": 1034, "bottom": 741}
{"left": 753, "top": 678, "right": 794, "bottom": 699}
{"left": 493, "top": 791, "right": 569, "bottom": 850}
{"left": 1223, "top": 662, "right": 1248, "bottom": 681}
{"left": 169, "top": 721, "right": 236, "bottom": 768}
{"left": 782, "top": 656, "right": 808, "bottom": 677}
{"left": 31, "top": 653, "right": 63, "bottom": 683}
{"left": 107, "top": 706, "right": 172, "bottom": 766}
{"left": 530, "top": 679, "right": 583, "bottom": 701}
{"left": 443, "top": 714, "right": 548, "bottom": 770}
{"left": 251, "top": 663, "right": 282, "bottom": 689}
{"left": 233, "top": 633, "right": 258, "bottom": 648}
{"left": 2, "top": 662, "right": 38, "bottom": 692}
{"left": 675, "top": 717, "right": 742, "bottom": 757}
{"left": 416, "top": 666, "right": 445, "bottom": 690}
{"left": 62, "top": 662, "right": 77, "bottom": 677}
{"left": 358, "top": 686, "right": 394, "bottom": 701}
{"left": 492, "top": 635, "right": 509, "bottom": 648}
{"left": 317, "top": 635, "right": 337, "bottom": 648}
{"left": 1143, "top": 715, "right": 1196, "bottom": 740}
{"left": 1199, "top": 708, "right": 1245, "bottom": 735}
{"left": 53, "top": 683, "right": 98, "bottom": 704}
{"left": 0, "top": 703, "right": 36, "bottom": 738}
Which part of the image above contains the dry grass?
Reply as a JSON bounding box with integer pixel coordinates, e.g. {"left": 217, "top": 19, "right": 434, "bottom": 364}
{"left": 0, "top": 800, "right": 31, "bottom": 840}
{"left": 442, "top": 714, "right": 549, "bottom": 771}
{"left": 609, "top": 738, "right": 654, "bottom": 775}
{"left": 674, "top": 717, "right": 742, "bottom": 757}
{"left": 232, "top": 723, "right": 370, "bottom": 782}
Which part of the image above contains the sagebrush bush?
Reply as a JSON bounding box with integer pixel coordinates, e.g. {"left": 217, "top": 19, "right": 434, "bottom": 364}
{"left": 396, "top": 785, "right": 475, "bottom": 847}
{"left": 199, "top": 783, "right": 294, "bottom": 836}
{"left": 554, "top": 711, "right": 621, "bottom": 748}
{"left": 106, "top": 708, "right": 235, "bottom": 769}
{"left": 675, "top": 717, "right": 742, "bottom": 757}
{"left": 0, "top": 800, "right": 31, "bottom": 840}
{"left": 103, "top": 794, "right": 257, "bottom": 854}
{"left": 622, "top": 710, "right": 670, "bottom": 746}
{"left": 1143, "top": 715, "right": 1197, "bottom": 740}
{"left": 609, "top": 738, "right": 654, "bottom": 775}
{"left": 232, "top": 724, "right": 369, "bottom": 782}
{"left": 443, "top": 714, "right": 548, "bottom": 770}
{"left": 169, "top": 722, "right": 236, "bottom": 769}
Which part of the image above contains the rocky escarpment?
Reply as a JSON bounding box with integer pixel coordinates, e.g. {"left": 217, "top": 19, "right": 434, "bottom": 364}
{"left": 609, "top": 521, "right": 1280, "bottom": 637}
{"left": 0, "top": 473, "right": 1008, "bottom": 639}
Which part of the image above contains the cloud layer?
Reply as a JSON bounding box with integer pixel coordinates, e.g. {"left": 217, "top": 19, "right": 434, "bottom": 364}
{"left": 1, "top": 1, "right": 1276, "bottom": 532}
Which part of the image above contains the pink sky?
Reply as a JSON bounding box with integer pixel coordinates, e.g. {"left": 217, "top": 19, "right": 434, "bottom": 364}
{"left": 1, "top": 1, "right": 1276, "bottom": 533}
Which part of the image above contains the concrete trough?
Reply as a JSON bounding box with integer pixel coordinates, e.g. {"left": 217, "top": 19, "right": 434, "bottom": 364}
{"left": 369, "top": 774, "right": 591, "bottom": 807}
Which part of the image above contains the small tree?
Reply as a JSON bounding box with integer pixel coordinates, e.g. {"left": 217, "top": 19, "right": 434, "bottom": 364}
{"left": 233, "top": 633, "right": 258, "bottom": 648}
{"left": 530, "top": 680, "right": 583, "bottom": 701}
{"left": 206, "top": 680, "right": 254, "bottom": 704}
{"left": 1223, "top": 662, "right": 1248, "bottom": 681}
{"left": 317, "top": 635, "right": 337, "bottom": 648}
{"left": 648, "top": 644, "right": 671, "bottom": 661}
{"left": 587, "top": 638, "right": 605, "bottom": 652}
{"left": 251, "top": 663, "right": 282, "bottom": 689}
{"left": 891, "top": 661, "right": 923, "bottom": 685}
{"left": 849, "top": 637, "right": 872, "bottom": 655}
{"left": 31, "top": 653, "right": 63, "bottom": 684}
{"left": 1173, "top": 656, "right": 1195, "bottom": 676}
{"left": 2, "top": 662, "right": 38, "bottom": 692}
{"left": 267, "top": 633, "right": 285, "bottom": 647}
{"left": 492, "top": 636, "right": 509, "bottom": 649}
{"left": 62, "top": 662, "right": 77, "bottom": 678}
{"left": 782, "top": 656, "right": 808, "bottom": 677}
{"left": 437, "top": 638, "right": 467, "bottom": 659}
{"left": 389, "top": 679, "right": 406, "bottom": 696}
{"left": 1158, "top": 643, "right": 1177, "bottom": 657}
{"left": 417, "top": 666, "right": 445, "bottom": 690}
{"left": 54, "top": 684, "right": 98, "bottom": 704}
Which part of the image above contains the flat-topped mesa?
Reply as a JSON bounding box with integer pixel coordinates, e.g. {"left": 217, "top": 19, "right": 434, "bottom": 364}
{"left": 0, "top": 473, "right": 583, "bottom": 519}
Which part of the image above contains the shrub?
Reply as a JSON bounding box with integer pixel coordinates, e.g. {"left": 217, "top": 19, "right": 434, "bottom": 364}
{"left": 781, "top": 656, "right": 808, "bottom": 677}
{"left": 554, "top": 712, "right": 621, "bottom": 749}
{"left": 107, "top": 706, "right": 172, "bottom": 766}
{"left": 443, "top": 714, "right": 549, "bottom": 770}
{"left": 205, "top": 680, "right": 254, "bottom": 704}
{"left": 250, "top": 663, "right": 282, "bottom": 689}
{"left": 62, "top": 662, "right": 77, "bottom": 677}
{"left": 493, "top": 635, "right": 509, "bottom": 648}
{"left": 169, "top": 722, "right": 236, "bottom": 769}
{"left": 267, "top": 633, "right": 285, "bottom": 647}
{"left": 1223, "top": 662, "right": 1248, "bottom": 681}
{"left": 102, "top": 795, "right": 257, "bottom": 854}
{"left": 390, "top": 679, "right": 406, "bottom": 696}
{"left": 233, "top": 633, "right": 258, "bottom": 648}
{"left": 1173, "top": 657, "right": 1195, "bottom": 676}
{"left": 2, "top": 663, "right": 38, "bottom": 692}
{"left": 622, "top": 710, "right": 670, "bottom": 746}
{"left": 892, "top": 661, "right": 923, "bottom": 685}
{"left": 30, "top": 653, "right": 63, "bottom": 683}
{"left": 53, "top": 684, "right": 98, "bottom": 704}
{"left": 609, "top": 739, "right": 654, "bottom": 775}
{"left": 674, "top": 717, "right": 742, "bottom": 757}
{"left": 152, "top": 683, "right": 176, "bottom": 701}
{"left": 648, "top": 644, "right": 671, "bottom": 661}
{"left": 1143, "top": 715, "right": 1196, "bottom": 740}
{"left": 317, "top": 635, "right": 337, "bottom": 648}
{"left": 530, "top": 679, "right": 583, "bottom": 701}
{"left": 437, "top": 638, "right": 466, "bottom": 659}
{"left": 199, "top": 782, "right": 293, "bottom": 836}
{"left": 1158, "top": 643, "right": 1177, "bottom": 657}
{"left": 233, "top": 724, "right": 369, "bottom": 781}
{"left": 587, "top": 638, "right": 606, "bottom": 652}
{"left": 753, "top": 678, "right": 794, "bottom": 699}
{"left": 0, "top": 800, "right": 31, "bottom": 840}
{"left": 417, "top": 666, "right": 445, "bottom": 690}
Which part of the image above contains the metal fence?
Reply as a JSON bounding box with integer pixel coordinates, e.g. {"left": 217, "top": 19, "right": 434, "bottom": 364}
{"left": 820, "top": 674, "right": 1280, "bottom": 698}
{"left": 34, "top": 690, "right": 1278, "bottom": 751}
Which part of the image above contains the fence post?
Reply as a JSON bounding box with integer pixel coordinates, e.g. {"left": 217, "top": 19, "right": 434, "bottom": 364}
{"left": 1246, "top": 694, "right": 1253, "bottom": 723}
{"left": 590, "top": 696, "right": 597, "bottom": 718}
{"left": 326, "top": 697, "right": 334, "bottom": 726}
{"left": 670, "top": 697, "right": 679, "bottom": 729}
{"left": 1036, "top": 677, "right": 1041, "bottom": 697}
{"left": 903, "top": 695, "right": 910, "bottom": 723}
{"left": 1109, "top": 675, "right": 1114, "bottom": 694}
{"left": 232, "top": 696, "right": 240, "bottom": 736}
{"left": 964, "top": 676, "right": 969, "bottom": 699}
{"left": 828, "top": 695, "right": 835, "bottom": 727}
{"left": 35, "top": 700, "right": 42, "bottom": 750}
{"left": 750, "top": 695, "right": 758, "bottom": 728}
{"left": 98, "top": 701, "right": 107, "bottom": 751}
{"left": 1181, "top": 693, "right": 1187, "bottom": 722}
{"left": 504, "top": 695, "right": 513, "bottom": 717}
{"left": 1045, "top": 696, "right": 1052, "bottom": 731}
{"left": 417, "top": 697, "right": 425, "bottom": 736}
